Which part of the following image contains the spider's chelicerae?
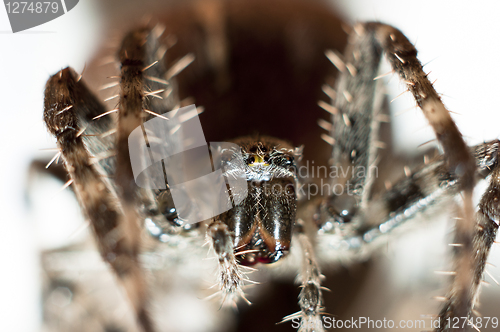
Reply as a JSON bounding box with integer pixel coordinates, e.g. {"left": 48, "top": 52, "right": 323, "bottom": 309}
{"left": 38, "top": 0, "right": 500, "bottom": 331}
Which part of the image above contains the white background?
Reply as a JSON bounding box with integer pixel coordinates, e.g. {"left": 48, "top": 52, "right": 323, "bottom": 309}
{"left": 1, "top": 1, "right": 500, "bottom": 331}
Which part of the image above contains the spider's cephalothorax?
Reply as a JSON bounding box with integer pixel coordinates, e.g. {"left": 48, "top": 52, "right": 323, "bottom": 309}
{"left": 40, "top": 1, "right": 500, "bottom": 331}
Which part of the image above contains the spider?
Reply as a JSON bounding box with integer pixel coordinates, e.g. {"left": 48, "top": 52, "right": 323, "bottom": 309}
{"left": 36, "top": 0, "right": 500, "bottom": 331}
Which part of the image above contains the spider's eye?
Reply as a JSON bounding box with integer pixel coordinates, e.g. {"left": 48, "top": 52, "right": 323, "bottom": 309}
{"left": 164, "top": 207, "right": 177, "bottom": 221}
{"left": 285, "top": 155, "right": 294, "bottom": 164}
{"left": 220, "top": 150, "right": 233, "bottom": 163}
{"left": 157, "top": 190, "right": 182, "bottom": 226}
{"left": 325, "top": 195, "right": 357, "bottom": 223}
{"left": 261, "top": 146, "right": 268, "bottom": 153}
{"left": 247, "top": 155, "right": 270, "bottom": 166}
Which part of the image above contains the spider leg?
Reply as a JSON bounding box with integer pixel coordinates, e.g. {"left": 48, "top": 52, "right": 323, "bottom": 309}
{"left": 44, "top": 68, "right": 155, "bottom": 332}
{"left": 317, "top": 140, "right": 499, "bottom": 258}
{"left": 207, "top": 219, "right": 248, "bottom": 306}
{"left": 320, "top": 22, "right": 492, "bottom": 331}
{"left": 104, "top": 23, "right": 188, "bottom": 330}
{"left": 115, "top": 27, "right": 159, "bottom": 203}
{"left": 437, "top": 144, "right": 500, "bottom": 331}
{"left": 115, "top": 24, "right": 194, "bottom": 230}
{"left": 294, "top": 223, "right": 325, "bottom": 332}
{"left": 367, "top": 22, "right": 476, "bottom": 193}
{"left": 323, "top": 23, "right": 384, "bottom": 210}
{"left": 363, "top": 23, "right": 477, "bottom": 330}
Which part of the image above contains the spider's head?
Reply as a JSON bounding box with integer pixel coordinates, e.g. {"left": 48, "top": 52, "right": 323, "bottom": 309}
{"left": 218, "top": 135, "right": 300, "bottom": 265}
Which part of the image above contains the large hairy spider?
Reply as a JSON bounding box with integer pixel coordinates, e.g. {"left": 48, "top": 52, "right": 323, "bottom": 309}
{"left": 36, "top": 0, "right": 500, "bottom": 331}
